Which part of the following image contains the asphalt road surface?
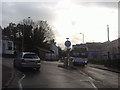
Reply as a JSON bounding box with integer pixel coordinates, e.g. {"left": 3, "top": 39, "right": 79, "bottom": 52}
{"left": 5, "top": 60, "right": 119, "bottom": 89}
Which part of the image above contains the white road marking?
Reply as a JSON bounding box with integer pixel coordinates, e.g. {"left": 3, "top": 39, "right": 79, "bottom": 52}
{"left": 78, "top": 70, "right": 98, "bottom": 90}
{"left": 18, "top": 73, "right": 26, "bottom": 90}
{"left": 79, "top": 79, "right": 98, "bottom": 90}
{"left": 90, "top": 81, "right": 98, "bottom": 89}
{"left": 88, "top": 77, "right": 95, "bottom": 81}
{"left": 78, "top": 70, "right": 87, "bottom": 76}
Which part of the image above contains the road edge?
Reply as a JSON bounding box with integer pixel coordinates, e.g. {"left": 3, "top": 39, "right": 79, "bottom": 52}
{"left": 89, "top": 65, "right": 120, "bottom": 73}
{"left": 2, "top": 65, "right": 15, "bottom": 89}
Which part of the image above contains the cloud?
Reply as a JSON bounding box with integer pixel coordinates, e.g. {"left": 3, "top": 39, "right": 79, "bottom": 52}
{"left": 2, "top": 2, "right": 57, "bottom": 27}
{"left": 1, "top": 1, "right": 118, "bottom": 49}
{"left": 72, "top": 1, "right": 118, "bottom": 9}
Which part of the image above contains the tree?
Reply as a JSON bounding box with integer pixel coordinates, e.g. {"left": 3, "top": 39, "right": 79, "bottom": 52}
{"left": 36, "top": 20, "right": 55, "bottom": 42}
{"left": 2, "top": 23, "right": 17, "bottom": 40}
{"left": 2, "top": 17, "right": 55, "bottom": 52}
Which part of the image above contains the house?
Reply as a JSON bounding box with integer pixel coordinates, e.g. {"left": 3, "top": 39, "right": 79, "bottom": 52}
{"left": 102, "top": 38, "right": 120, "bottom": 60}
{"left": 50, "top": 40, "right": 59, "bottom": 56}
{"left": 45, "top": 40, "right": 59, "bottom": 60}
{"left": 86, "top": 38, "right": 120, "bottom": 60}
{"left": 2, "top": 36, "right": 14, "bottom": 55}
{"left": 34, "top": 47, "right": 51, "bottom": 60}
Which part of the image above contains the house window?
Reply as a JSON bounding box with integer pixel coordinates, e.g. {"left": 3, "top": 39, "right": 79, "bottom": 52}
{"left": 8, "top": 41, "right": 13, "bottom": 50}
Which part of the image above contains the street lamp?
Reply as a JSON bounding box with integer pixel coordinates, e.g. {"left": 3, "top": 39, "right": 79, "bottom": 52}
{"left": 80, "top": 33, "right": 84, "bottom": 43}
{"left": 107, "top": 25, "right": 110, "bottom": 42}
{"left": 107, "top": 25, "right": 111, "bottom": 66}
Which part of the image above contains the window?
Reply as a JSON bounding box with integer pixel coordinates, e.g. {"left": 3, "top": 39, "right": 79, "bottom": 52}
{"left": 23, "top": 54, "right": 39, "bottom": 59}
{"left": 8, "top": 41, "right": 13, "bottom": 50}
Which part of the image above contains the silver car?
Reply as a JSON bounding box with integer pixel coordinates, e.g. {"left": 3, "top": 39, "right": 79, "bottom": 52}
{"left": 14, "top": 52, "right": 41, "bottom": 70}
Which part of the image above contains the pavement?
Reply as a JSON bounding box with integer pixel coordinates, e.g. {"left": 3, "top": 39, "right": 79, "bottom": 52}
{"left": 58, "top": 61, "right": 120, "bottom": 73}
{"left": 88, "top": 63, "right": 120, "bottom": 73}
{"left": 2, "top": 59, "right": 120, "bottom": 89}
{"left": 2, "top": 65, "right": 14, "bottom": 89}
{"left": 2, "top": 58, "right": 15, "bottom": 90}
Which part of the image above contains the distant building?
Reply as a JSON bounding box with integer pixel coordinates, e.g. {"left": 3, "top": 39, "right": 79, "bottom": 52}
{"left": 86, "top": 38, "right": 120, "bottom": 60}
{"left": 86, "top": 42, "right": 103, "bottom": 60}
{"left": 50, "top": 40, "right": 59, "bottom": 56}
{"left": 45, "top": 40, "right": 59, "bottom": 60}
{"left": 36, "top": 48, "right": 51, "bottom": 60}
{"left": 71, "top": 38, "right": 119, "bottom": 61}
{"left": 102, "top": 38, "right": 120, "bottom": 60}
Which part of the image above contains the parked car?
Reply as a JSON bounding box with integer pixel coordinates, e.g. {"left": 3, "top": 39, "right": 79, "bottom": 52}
{"left": 13, "top": 52, "right": 41, "bottom": 70}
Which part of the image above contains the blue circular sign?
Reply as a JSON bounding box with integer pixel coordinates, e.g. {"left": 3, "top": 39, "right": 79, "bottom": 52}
{"left": 65, "top": 40, "right": 71, "bottom": 47}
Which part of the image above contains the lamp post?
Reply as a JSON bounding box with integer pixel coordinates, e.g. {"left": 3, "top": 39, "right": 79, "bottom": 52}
{"left": 107, "top": 25, "right": 111, "bottom": 66}
{"left": 107, "top": 25, "right": 110, "bottom": 42}
{"left": 80, "top": 33, "right": 84, "bottom": 43}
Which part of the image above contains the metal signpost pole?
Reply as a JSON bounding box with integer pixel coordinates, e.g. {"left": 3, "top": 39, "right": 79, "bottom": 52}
{"left": 67, "top": 47, "right": 69, "bottom": 67}
{"left": 65, "top": 38, "right": 71, "bottom": 67}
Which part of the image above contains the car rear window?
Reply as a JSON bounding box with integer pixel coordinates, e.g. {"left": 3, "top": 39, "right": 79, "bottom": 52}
{"left": 23, "top": 54, "right": 39, "bottom": 59}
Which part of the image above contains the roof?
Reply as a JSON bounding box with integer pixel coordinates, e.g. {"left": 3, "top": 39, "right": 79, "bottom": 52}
{"left": 21, "top": 52, "right": 37, "bottom": 55}
{"left": 37, "top": 48, "right": 51, "bottom": 53}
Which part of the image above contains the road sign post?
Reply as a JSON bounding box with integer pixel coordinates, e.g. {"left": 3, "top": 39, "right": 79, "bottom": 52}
{"left": 64, "top": 38, "right": 71, "bottom": 67}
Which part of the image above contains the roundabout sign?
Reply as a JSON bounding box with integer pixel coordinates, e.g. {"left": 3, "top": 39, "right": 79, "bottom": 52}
{"left": 65, "top": 40, "right": 71, "bottom": 48}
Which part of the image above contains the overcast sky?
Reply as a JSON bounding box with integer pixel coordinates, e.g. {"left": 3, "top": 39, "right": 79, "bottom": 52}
{"left": 1, "top": 0, "right": 119, "bottom": 48}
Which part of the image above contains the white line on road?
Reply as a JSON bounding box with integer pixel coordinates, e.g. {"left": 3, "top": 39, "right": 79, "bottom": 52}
{"left": 79, "top": 79, "right": 98, "bottom": 90}
{"left": 18, "top": 73, "right": 26, "bottom": 90}
{"left": 90, "top": 81, "right": 98, "bottom": 90}
{"left": 78, "top": 70, "right": 98, "bottom": 90}
{"left": 88, "top": 76, "right": 96, "bottom": 81}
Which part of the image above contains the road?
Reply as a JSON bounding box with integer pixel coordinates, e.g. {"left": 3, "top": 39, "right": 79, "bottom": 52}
{"left": 3, "top": 59, "right": 119, "bottom": 89}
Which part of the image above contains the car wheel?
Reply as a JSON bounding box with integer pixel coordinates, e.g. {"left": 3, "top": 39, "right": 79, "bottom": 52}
{"left": 36, "top": 67, "right": 40, "bottom": 71}
{"left": 13, "top": 61, "right": 16, "bottom": 68}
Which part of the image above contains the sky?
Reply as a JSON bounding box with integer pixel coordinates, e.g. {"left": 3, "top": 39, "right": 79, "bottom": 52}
{"left": 0, "top": 0, "right": 119, "bottom": 49}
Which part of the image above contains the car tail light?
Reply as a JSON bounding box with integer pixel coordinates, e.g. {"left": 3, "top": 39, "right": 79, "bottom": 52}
{"left": 21, "top": 59, "right": 25, "bottom": 62}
